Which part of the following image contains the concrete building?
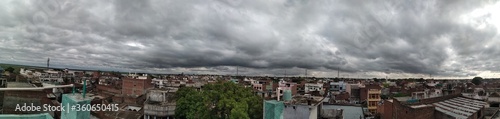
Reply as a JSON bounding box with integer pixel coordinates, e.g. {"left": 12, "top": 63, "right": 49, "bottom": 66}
{"left": 329, "top": 81, "right": 347, "bottom": 92}
{"left": 410, "top": 88, "right": 443, "bottom": 100}
{"left": 143, "top": 88, "right": 176, "bottom": 119}
{"left": 122, "top": 74, "right": 153, "bottom": 97}
{"left": 361, "top": 84, "right": 382, "bottom": 114}
{"left": 2, "top": 82, "right": 52, "bottom": 114}
{"left": 252, "top": 79, "right": 276, "bottom": 98}
{"left": 305, "top": 83, "right": 324, "bottom": 94}
{"left": 60, "top": 93, "right": 93, "bottom": 119}
{"left": 378, "top": 94, "right": 488, "bottom": 119}
{"left": 348, "top": 84, "right": 361, "bottom": 103}
{"left": 276, "top": 80, "right": 298, "bottom": 101}
{"left": 40, "top": 70, "right": 63, "bottom": 83}
{"left": 367, "top": 88, "right": 382, "bottom": 114}
{"left": 264, "top": 95, "right": 326, "bottom": 119}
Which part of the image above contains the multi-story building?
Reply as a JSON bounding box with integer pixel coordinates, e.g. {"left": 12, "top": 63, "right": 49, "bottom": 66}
{"left": 264, "top": 95, "right": 326, "bottom": 119}
{"left": 278, "top": 80, "right": 297, "bottom": 93}
{"left": 348, "top": 83, "right": 362, "bottom": 103}
{"left": 122, "top": 74, "right": 153, "bottom": 96}
{"left": 143, "top": 89, "right": 176, "bottom": 119}
{"left": 411, "top": 89, "right": 444, "bottom": 99}
{"left": 251, "top": 79, "right": 276, "bottom": 98}
{"left": 122, "top": 74, "right": 153, "bottom": 105}
{"left": 276, "top": 79, "right": 297, "bottom": 101}
{"left": 305, "top": 83, "right": 324, "bottom": 94}
{"left": 330, "top": 81, "right": 347, "bottom": 92}
{"left": 39, "top": 70, "right": 63, "bottom": 83}
{"left": 367, "top": 88, "right": 381, "bottom": 114}
{"left": 361, "top": 84, "right": 382, "bottom": 114}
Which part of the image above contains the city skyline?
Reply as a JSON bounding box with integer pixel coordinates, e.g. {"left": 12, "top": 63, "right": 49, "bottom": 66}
{"left": 1, "top": 0, "right": 500, "bottom": 78}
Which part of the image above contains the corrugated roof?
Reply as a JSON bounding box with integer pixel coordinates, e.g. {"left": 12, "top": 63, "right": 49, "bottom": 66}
{"left": 433, "top": 97, "right": 487, "bottom": 119}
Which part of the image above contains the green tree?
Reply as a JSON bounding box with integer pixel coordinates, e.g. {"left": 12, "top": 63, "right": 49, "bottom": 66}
{"left": 472, "top": 77, "right": 483, "bottom": 85}
{"left": 416, "top": 78, "right": 425, "bottom": 82}
{"left": 5, "top": 67, "right": 14, "bottom": 73}
{"left": 382, "top": 83, "right": 390, "bottom": 88}
{"left": 175, "top": 82, "right": 263, "bottom": 119}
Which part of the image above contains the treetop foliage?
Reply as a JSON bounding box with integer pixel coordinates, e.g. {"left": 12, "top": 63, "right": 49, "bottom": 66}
{"left": 175, "top": 81, "right": 263, "bottom": 119}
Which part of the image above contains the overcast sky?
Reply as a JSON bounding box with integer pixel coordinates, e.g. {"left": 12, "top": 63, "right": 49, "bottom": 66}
{"left": 1, "top": 0, "right": 500, "bottom": 79}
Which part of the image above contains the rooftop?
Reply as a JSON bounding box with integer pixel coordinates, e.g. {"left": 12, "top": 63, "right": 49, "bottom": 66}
{"left": 0, "top": 113, "right": 53, "bottom": 119}
{"left": 432, "top": 97, "right": 488, "bottom": 118}
{"left": 288, "top": 95, "right": 325, "bottom": 106}
{"left": 410, "top": 104, "right": 433, "bottom": 109}
{"left": 6, "top": 82, "right": 36, "bottom": 88}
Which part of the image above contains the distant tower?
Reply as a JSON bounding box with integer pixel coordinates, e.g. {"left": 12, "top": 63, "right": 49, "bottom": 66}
{"left": 284, "top": 70, "right": 287, "bottom": 77}
{"left": 236, "top": 66, "right": 239, "bottom": 76}
{"left": 337, "top": 67, "right": 340, "bottom": 78}
{"left": 305, "top": 69, "right": 308, "bottom": 77}
{"left": 47, "top": 58, "right": 50, "bottom": 69}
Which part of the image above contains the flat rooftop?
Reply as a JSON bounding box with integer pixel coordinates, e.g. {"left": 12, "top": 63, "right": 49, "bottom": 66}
{"left": 288, "top": 95, "right": 325, "bottom": 105}
{"left": 6, "top": 82, "right": 36, "bottom": 88}
{"left": 64, "top": 93, "right": 94, "bottom": 101}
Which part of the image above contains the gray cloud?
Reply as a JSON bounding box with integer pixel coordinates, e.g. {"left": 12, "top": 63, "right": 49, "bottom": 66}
{"left": 1, "top": 0, "right": 500, "bottom": 78}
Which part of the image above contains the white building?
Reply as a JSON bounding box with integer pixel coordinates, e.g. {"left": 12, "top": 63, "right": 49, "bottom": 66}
{"left": 305, "top": 83, "right": 324, "bottom": 94}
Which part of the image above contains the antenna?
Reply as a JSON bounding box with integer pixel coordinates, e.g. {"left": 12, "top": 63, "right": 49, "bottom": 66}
{"left": 236, "top": 66, "right": 239, "bottom": 76}
{"left": 47, "top": 58, "right": 50, "bottom": 69}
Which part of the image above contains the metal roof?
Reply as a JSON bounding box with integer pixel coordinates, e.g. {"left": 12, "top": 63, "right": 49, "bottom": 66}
{"left": 433, "top": 97, "right": 487, "bottom": 119}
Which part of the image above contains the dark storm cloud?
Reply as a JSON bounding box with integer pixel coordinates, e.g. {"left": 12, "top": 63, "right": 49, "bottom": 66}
{"left": 1, "top": 0, "right": 500, "bottom": 78}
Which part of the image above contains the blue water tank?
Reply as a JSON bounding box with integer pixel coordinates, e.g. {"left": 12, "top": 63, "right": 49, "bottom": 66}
{"left": 283, "top": 90, "right": 292, "bottom": 101}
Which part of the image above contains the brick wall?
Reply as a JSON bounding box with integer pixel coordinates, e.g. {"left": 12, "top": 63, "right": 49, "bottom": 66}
{"left": 291, "top": 85, "right": 298, "bottom": 96}
{"left": 96, "top": 85, "right": 121, "bottom": 94}
{"left": 360, "top": 87, "right": 367, "bottom": 101}
{"left": 122, "top": 78, "right": 152, "bottom": 96}
{"left": 123, "top": 95, "right": 145, "bottom": 105}
{"left": 378, "top": 100, "right": 393, "bottom": 119}
{"left": 112, "top": 95, "right": 123, "bottom": 103}
{"left": 393, "top": 99, "right": 435, "bottom": 119}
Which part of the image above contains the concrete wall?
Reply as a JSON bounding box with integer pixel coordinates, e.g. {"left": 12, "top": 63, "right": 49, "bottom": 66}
{"left": 283, "top": 105, "right": 311, "bottom": 119}
{"left": 2, "top": 90, "right": 50, "bottom": 114}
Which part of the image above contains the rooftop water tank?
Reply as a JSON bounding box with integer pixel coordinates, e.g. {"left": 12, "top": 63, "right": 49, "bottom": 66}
{"left": 283, "top": 90, "right": 292, "bottom": 101}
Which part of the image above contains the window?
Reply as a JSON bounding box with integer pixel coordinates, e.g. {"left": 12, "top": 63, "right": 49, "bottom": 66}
{"left": 369, "top": 101, "right": 377, "bottom": 106}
